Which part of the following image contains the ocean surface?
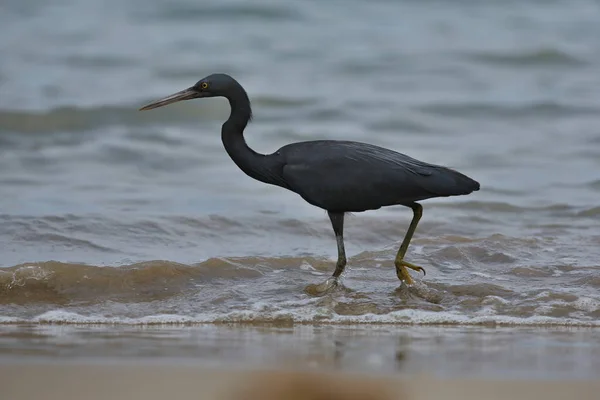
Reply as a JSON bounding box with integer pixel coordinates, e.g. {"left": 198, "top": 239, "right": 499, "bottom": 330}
{"left": 1, "top": 0, "right": 600, "bottom": 331}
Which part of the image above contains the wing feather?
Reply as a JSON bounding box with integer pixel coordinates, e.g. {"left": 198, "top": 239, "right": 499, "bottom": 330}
{"left": 278, "top": 140, "right": 478, "bottom": 211}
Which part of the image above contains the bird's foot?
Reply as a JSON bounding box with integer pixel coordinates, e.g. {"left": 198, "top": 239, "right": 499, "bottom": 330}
{"left": 395, "top": 260, "right": 426, "bottom": 285}
{"left": 304, "top": 277, "right": 338, "bottom": 296}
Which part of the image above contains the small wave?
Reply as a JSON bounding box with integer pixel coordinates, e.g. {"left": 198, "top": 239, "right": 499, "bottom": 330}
{"left": 61, "top": 54, "right": 137, "bottom": 69}
{"left": 1, "top": 214, "right": 121, "bottom": 255}
{"left": 367, "top": 118, "right": 432, "bottom": 134}
{"left": 0, "top": 103, "right": 214, "bottom": 134}
{"left": 140, "top": 4, "right": 303, "bottom": 23}
{"left": 432, "top": 201, "right": 524, "bottom": 212}
{"left": 0, "top": 93, "right": 318, "bottom": 134}
{"left": 31, "top": 234, "right": 115, "bottom": 253}
{"left": 588, "top": 180, "right": 600, "bottom": 192}
{"left": 577, "top": 206, "right": 600, "bottom": 217}
{"left": 0, "top": 259, "right": 262, "bottom": 305}
{"left": 252, "top": 96, "right": 317, "bottom": 109}
{"left": 415, "top": 101, "right": 598, "bottom": 119}
{"left": 462, "top": 48, "right": 586, "bottom": 67}
{"left": 574, "top": 275, "right": 600, "bottom": 289}
{"left": 431, "top": 201, "right": 583, "bottom": 217}
{"left": 1, "top": 309, "right": 598, "bottom": 327}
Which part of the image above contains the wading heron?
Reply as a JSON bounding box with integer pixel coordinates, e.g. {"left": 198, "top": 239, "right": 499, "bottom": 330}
{"left": 140, "top": 74, "right": 480, "bottom": 293}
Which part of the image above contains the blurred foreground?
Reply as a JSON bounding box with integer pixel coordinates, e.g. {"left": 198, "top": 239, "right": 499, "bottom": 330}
{"left": 3, "top": 363, "right": 598, "bottom": 400}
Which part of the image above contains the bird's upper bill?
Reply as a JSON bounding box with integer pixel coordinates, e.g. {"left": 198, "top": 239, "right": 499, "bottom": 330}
{"left": 139, "top": 87, "right": 204, "bottom": 111}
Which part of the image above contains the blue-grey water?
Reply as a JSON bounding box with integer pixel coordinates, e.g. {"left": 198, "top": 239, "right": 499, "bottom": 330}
{"left": 1, "top": 0, "right": 600, "bottom": 337}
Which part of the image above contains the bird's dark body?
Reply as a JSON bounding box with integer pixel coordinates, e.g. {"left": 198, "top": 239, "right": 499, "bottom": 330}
{"left": 273, "top": 140, "right": 479, "bottom": 212}
{"left": 140, "top": 73, "right": 480, "bottom": 289}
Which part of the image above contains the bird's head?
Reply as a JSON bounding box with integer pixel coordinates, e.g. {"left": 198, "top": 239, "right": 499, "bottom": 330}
{"left": 139, "top": 73, "right": 239, "bottom": 111}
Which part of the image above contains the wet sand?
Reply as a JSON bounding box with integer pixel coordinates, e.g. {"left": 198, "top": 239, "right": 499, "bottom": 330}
{"left": 2, "top": 324, "right": 599, "bottom": 378}
{"left": 1, "top": 324, "right": 599, "bottom": 400}
{"left": 2, "top": 363, "right": 599, "bottom": 400}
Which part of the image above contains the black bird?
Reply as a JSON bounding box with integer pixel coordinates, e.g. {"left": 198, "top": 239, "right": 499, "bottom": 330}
{"left": 140, "top": 74, "right": 480, "bottom": 293}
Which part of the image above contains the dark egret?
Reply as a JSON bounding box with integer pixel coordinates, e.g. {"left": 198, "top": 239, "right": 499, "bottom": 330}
{"left": 140, "top": 74, "right": 480, "bottom": 293}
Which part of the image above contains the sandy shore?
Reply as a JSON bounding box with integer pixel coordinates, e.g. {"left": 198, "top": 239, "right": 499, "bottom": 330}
{"left": 2, "top": 363, "right": 598, "bottom": 400}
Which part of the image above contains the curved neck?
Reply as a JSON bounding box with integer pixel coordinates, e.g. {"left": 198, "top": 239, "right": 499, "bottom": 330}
{"left": 223, "top": 84, "right": 253, "bottom": 134}
{"left": 220, "top": 86, "right": 278, "bottom": 185}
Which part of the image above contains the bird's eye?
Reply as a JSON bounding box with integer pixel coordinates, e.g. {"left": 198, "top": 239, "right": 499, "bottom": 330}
{"left": 200, "top": 82, "right": 209, "bottom": 89}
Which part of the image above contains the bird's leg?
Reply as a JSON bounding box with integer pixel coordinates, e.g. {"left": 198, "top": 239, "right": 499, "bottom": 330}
{"left": 306, "top": 212, "right": 346, "bottom": 295}
{"left": 329, "top": 211, "right": 347, "bottom": 279}
{"left": 394, "top": 203, "right": 426, "bottom": 285}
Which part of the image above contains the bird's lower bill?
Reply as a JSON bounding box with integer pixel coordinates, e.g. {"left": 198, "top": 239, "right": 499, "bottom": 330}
{"left": 139, "top": 87, "right": 199, "bottom": 111}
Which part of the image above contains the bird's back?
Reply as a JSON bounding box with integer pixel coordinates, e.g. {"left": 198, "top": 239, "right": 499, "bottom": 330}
{"left": 277, "top": 140, "right": 479, "bottom": 212}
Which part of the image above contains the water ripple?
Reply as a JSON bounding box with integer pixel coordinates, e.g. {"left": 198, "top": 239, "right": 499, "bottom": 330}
{"left": 461, "top": 48, "right": 587, "bottom": 68}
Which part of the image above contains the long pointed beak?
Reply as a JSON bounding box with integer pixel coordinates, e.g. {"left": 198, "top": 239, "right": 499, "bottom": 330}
{"left": 139, "top": 87, "right": 200, "bottom": 111}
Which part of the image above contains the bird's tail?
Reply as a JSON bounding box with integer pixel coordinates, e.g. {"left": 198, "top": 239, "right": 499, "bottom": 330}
{"left": 423, "top": 167, "right": 480, "bottom": 197}
{"left": 452, "top": 169, "right": 480, "bottom": 194}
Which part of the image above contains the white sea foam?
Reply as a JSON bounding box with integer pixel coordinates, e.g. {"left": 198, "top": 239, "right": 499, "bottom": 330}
{"left": 574, "top": 297, "right": 600, "bottom": 312}
{"left": 0, "top": 316, "right": 22, "bottom": 323}
{"left": 1, "top": 308, "right": 597, "bottom": 327}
